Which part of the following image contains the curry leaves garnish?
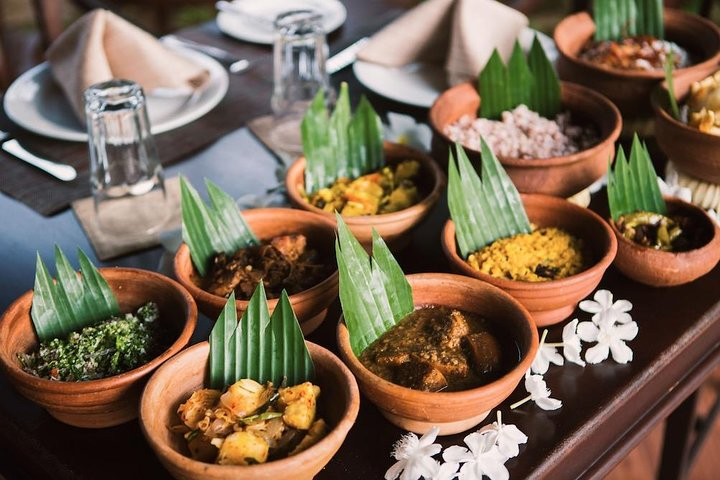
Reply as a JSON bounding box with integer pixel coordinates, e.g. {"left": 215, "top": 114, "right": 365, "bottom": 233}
{"left": 335, "top": 215, "right": 413, "bottom": 356}
{"left": 448, "top": 142, "right": 531, "bottom": 258}
{"left": 208, "top": 285, "right": 314, "bottom": 389}
{"left": 593, "top": 0, "right": 664, "bottom": 41}
{"left": 180, "top": 177, "right": 258, "bottom": 277}
{"left": 31, "top": 247, "right": 119, "bottom": 342}
{"left": 608, "top": 134, "right": 667, "bottom": 221}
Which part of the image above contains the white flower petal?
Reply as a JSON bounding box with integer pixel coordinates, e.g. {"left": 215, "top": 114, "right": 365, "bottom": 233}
{"left": 615, "top": 322, "right": 639, "bottom": 341}
{"left": 576, "top": 322, "right": 599, "bottom": 342}
{"left": 615, "top": 312, "right": 633, "bottom": 324}
{"left": 385, "top": 459, "right": 407, "bottom": 480}
{"left": 463, "top": 432, "right": 485, "bottom": 456}
{"left": 418, "top": 427, "right": 440, "bottom": 447}
{"left": 535, "top": 396, "right": 563, "bottom": 410}
{"left": 432, "top": 461, "right": 459, "bottom": 480}
{"left": 531, "top": 353, "right": 550, "bottom": 375}
{"left": 612, "top": 299, "right": 633, "bottom": 313}
{"left": 501, "top": 424, "right": 528, "bottom": 444}
{"left": 578, "top": 300, "right": 603, "bottom": 313}
{"left": 496, "top": 440, "right": 520, "bottom": 459}
{"left": 443, "top": 445, "right": 472, "bottom": 463}
{"left": 585, "top": 342, "right": 610, "bottom": 364}
{"left": 417, "top": 455, "right": 441, "bottom": 478}
{"left": 593, "top": 290, "right": 613, "bottom": 308}
{"left": 524, "top": 374, "right": 548, "bottom": 397}
{"left": 609, "top": 340, "right": 634, "bottom": 364}
{"left": 482, "top": 459, "right": 510, "bottom": 480}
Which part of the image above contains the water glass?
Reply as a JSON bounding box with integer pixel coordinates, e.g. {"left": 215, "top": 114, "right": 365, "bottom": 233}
{"left": 270, "top": 9, "right": 331, "bottom": 153}
{"left": 85, "top": 80, "right": 169, "bottom": 237}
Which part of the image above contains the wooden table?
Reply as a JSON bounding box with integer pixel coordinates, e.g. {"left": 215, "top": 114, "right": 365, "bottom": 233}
{"left": 0, "top": 1, "right": 718, "bottom": 479}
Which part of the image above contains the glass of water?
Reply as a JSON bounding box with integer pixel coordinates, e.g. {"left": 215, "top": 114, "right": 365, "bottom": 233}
{"left": 85, "top": 80, "right": 169, "bottom": 237}
{"left": 270, "top": 9, "right": 331, "bottom": 154}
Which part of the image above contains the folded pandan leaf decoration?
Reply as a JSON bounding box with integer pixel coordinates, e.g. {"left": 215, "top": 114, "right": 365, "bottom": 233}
{"left": 301, "top": 82, "right": 384, "bottom": 194}
{"left": 209, "top": 285, "right": 314, "bottom": 389}
{"left": 335, "top": 214, "right": 413, "bottom": 356}
{"left": 663, "top": 51, "right": 681, "bottom": 120}
{"left": 447, "top": 142, "right": 531, "bottom": 258}
{"left": 180, "top": 177, "right": 258, "bottom": 277}
{"left": 593, "top": 0, "right": 664, "bottom": 41}
{"left": 32, "top": 246, "right": 120, "bottom": 342}
{"left": 478, "top": 37, "right": 561, "bottom": 119}
{"left": 607, "top": 134, "right": 667, "bottom": 221}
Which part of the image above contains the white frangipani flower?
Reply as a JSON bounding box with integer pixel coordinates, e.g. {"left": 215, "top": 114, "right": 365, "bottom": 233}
{"left": 562, "top": 319, "right": 585, "bottom": 367}
{"left": 530, "top": 330, "right": 564, "bottom": 375}
{"left": 443, "top": 432, "right": 509, "bottom": 480}
{"left": 579, "top": 289, "right": 633, "bottom": 325}
{"left": 657, "top": 175, "right": 692, "bottom": 203}
{"left": 510, "top": 374, "right": 562, "bottom": 411}
{"left": 478, "top": 411, "right": 528, "bottom": 459}
{"left": 577, "top": 319, "right": 639, "bottom": 364}
{"left": 430, "top": 460, "right": 460, "bottom": 480}
{"left": 385, "top": 427, "right": 442, "bottom": 480}
{"left": 384, "top": 112, "right": 432, "bottom": 151}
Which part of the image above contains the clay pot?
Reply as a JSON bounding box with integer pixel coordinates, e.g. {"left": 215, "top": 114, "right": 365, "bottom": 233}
{"left": 174, "top": 208, "right": 338, "bottom": 335}
{"left": 140, "top": 341, "right": 359, "bottom": 480}
{"left": 428, "top": 82, "right": 621, "bottom": 198}
{"left": 336, "top": 273, "right": 538, "bottom": 436}
{"left": 610, "top": 198, "right": 720, "bottom": 286}
{"left": 0, "top": 268, "right": 197, "bottom": 428}
{"left": 441, "top": 194, "right": 617, "bottom": 327}
{"left": 285, "top": 142, "right": 445, "bottom": 250}
{"left": 652, "top": 76, "right": 720, "bottom": 183}
{"left": 554, "top": 9, "right": 720, "bottom": 118}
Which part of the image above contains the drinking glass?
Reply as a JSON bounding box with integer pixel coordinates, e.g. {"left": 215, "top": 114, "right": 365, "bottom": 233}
{"left": 85, "top": 80, "right": 169, "bottom": 237}
{"left": 270, "top": 9, "right": 331, "bottom": 154}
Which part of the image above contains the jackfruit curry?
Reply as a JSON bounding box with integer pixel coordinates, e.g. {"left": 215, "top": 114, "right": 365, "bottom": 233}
{"left": 176, "top": 379, "right": 327, "bottom": 465}
{"left": 359, "top": 306, "right": 520, "bottom": 392}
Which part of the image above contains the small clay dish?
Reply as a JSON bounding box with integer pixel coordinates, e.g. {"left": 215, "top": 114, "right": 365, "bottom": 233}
{"left": 554, "top": 9, "right": 720, "bottom": 118}
{"left": 428, "top": 81, "right": 621, "bottom": 198}
{"left": 441, "top": 194, "right": 617, "bottom": 327}
{"left": 174, "top": 208, "right": 338, "bottom": 335}
{"left": 0, "top": 268, "right": 197, "bottom": 428}
{"left": 652, "top": 76, "right": 720, "bottom": 183}
{"left": 140, "top": 341, "right": 359, "bottom": 480}
{"left": 336, "top": 273, "right": 538, "bottom": 436}
{"left": 610, "top": 197, "right": 720, "bottom": 286}
{"left": 285, "top": 142, "right": 445, "bottom": 250}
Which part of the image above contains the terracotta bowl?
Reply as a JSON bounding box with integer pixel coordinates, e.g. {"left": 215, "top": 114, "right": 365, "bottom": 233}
{"left": 337, "top": 273, "right": 538, "bottom": 436}
{"left": 174, "top": 208, "right": 338, "bottom": 335}
{"left": 0, "top": 268, "right": 197, "bottom": 428}
{"left": 428, "top": 81, "right": 621, "bottom": 198}
{"left": 652, "top": 76, "right": 720, "bottom": 183}
{"left": 285, "top": 142, "right": 446, "bottom": 250}
{"left": 554, "top": 9, "right": 720, "bottom": 118}
{"left": 441, "top": 194, "right": 617, "bottom": 327}
{"left": 610, "top": 198, "right": 720, "bottom": 287}
{"left": 140, "top": 341, "right": 359, "bottom": 480}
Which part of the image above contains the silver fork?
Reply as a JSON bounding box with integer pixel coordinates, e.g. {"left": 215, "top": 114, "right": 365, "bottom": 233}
{"left": 0, "top": 130, "right": 78, "bottom": 181}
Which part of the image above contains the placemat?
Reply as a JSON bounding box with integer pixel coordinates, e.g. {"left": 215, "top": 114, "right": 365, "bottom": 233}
{"left": 247, "top": 114, "right": 298, "bottom": 167}
{"left": 72, "top": 177, "right": 182, "bottom": 260}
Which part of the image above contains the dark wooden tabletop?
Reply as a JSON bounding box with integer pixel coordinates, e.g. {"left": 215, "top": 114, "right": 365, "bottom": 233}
{"left": 0, "top": 1, "right": 719, "bottom": 479}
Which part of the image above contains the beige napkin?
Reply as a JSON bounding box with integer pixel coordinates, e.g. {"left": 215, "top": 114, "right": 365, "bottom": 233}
{"left": 47, "top": 9, "right": 210, "bottom": 120}
{"left": 357, "top": 0, "right": 528, "bottom": 85}
{"left": 72, "top": 177, "right": 182, "bottom": 260}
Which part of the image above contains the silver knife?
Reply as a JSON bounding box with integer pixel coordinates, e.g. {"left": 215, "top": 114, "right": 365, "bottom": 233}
{"left": 327, "top": 37, "right": 370, "bottom": 75}
{"left": 0, "top": 130, "right": 77, "bottom": 181}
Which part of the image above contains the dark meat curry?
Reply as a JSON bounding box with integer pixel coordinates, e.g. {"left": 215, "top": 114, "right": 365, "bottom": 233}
{"left": 202, "top": 234, "right": 333, "bottom": 300}
{"left": 360, "top": 306, "right": 520, "bottom": 392}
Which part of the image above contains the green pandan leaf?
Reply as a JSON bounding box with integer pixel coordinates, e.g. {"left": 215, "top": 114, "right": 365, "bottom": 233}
{"left": 608, "top": 134, "right": 667, "bottom": 221}
{"left": 448, "top": 142, "right": 531, "bottom": 258}
{"left": 594, "top": 0, "right": 663, "bottom": 41}
{"left": 335, "top": 215, "right": 413, "bottom": 356}
{"left": 31, "top": 247, "right": 120, "bottom": 342}
{"left": 180, "top": 177, "right": 258, "bottom": 277}
{"left": 478, "top": 39, "right": 561, "bottom": 120}
{"left": 208, "top": 285, "right": 314, "bottom": 389}
{"left": 302, "top": 83, "right": 385, "bottom": 194}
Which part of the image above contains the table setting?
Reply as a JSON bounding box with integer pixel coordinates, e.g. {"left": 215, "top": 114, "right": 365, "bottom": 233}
{"left": 0, "top": 1, "right": 719, "bottom": 480}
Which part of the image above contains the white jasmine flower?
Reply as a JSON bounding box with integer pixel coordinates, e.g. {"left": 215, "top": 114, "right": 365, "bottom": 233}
{"left": 562, "top": 319, "right": 585, "bottom": 367}
{"left": 477, "top": 411, "right": 527, "bottom": 459}
{"left": 430, "top": 460, "right": 460, "bottom": 480}
{"left": 530, "top": 329, "right": 563, "bottom": 375}
{"left": 511, "top": 374, "right": 562, "bottom": 411}
{"left": 579, "top": 289, "right": 633, "bottom": 325}
{"left": 658, "top": 171, "right": 692, "bottom": 203}
{"left": 577, "top": 319, "right": 638, "bottom": 364}
{"left": 708, "top": 209, "right": 720, "bottom": 227}
{"left": 385, "top": 427, "right": 442, "bottom": 480}
{"left": 443, "top": 432, "right": 509, "bottom": 480}
{"left": 384, "top": 112, "right": 432, "bottom": 151}
{"left": 588, "top": 174, "right": 607, "bottom": 194}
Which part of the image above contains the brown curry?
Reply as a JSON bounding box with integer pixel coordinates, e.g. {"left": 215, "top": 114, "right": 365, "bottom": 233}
{"left": 359, "top": 306, "right": 520, "bottom": 392}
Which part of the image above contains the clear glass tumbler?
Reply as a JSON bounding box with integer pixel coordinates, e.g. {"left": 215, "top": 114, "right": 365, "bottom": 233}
{"left": 85, "top": 80, "right": 169, "bottom": 237}
{"left": 270, "top": 9, "right": 331, "bottom": 154}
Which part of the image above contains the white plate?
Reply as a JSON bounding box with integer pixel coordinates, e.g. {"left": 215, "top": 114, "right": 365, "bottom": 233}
{"left": 353, "top": 28, "right": 559, "bottom": 108}
{"left": 216, "top": 0, "right": 347, "bottom": 45}
{"left": 3, "top": 46, "right": 229, "bottom": 142}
